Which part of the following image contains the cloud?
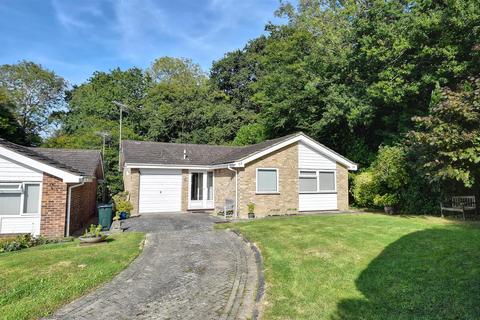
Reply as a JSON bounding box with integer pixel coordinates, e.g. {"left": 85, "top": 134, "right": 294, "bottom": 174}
{"left": 51, "top": 0, "right": 104, "bottom": 30}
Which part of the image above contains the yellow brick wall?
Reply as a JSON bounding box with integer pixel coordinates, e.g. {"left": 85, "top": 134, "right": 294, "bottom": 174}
{"left": 237, "top": 143, "right": 299, "bottom": 218}
{"left": 123, "top": 168, "right": 140, "bottom": 216}
{"left": 214, "top": 168, "right": 236, "bottom": 212}
{"left": 336, "top": 163, "right": 349, "bottom": 210}
{"left": 181, "top": 169, "right": 189, "bottom": 211}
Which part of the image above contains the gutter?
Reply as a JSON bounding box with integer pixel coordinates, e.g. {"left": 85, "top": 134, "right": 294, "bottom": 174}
{"left": 227, "top": 165, "right": 239, "bottom": 219}
{"left": 66, "top": 181, "right": 85, "bottom": 237}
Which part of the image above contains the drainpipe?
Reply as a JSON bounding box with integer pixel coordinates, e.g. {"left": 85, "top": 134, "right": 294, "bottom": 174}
{"left": 227, "top": 165, "right": 238, "bottom": 219}
{"left": 66, "top": 181, "right": 85, "bottom": 237}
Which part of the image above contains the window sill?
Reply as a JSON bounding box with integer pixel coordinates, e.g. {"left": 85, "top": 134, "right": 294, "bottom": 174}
{"left": 256, "top": 192, "right": 280, "bottom": 195}
{"left": 299, "top": 191, "right": 337, "bottom": 194}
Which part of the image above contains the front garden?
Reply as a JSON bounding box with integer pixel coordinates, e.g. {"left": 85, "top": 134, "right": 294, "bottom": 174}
{"left": 220, "top": 213, "right": 480, "bottom": 319}
{"left": 0, "top": 232, "right": 144, "bottom": 320}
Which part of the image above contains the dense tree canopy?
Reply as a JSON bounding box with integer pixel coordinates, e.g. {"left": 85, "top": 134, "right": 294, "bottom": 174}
{"left": 2, "top": 0, "right": 479, "bottom": 210}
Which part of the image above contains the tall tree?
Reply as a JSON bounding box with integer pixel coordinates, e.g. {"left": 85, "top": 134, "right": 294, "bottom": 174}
{"left": 0, "top": 61, "right": 66, "bottom": 144}
{"left": 0, "top": 88, "right": 27, "bottom": 144}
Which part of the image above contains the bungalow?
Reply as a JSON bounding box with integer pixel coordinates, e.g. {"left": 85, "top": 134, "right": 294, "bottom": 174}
{"left": 121, "top": 132, "right": 357, "bottom": 218}
{"left": 0, "top": 138, "right": 103, "bottom": 237}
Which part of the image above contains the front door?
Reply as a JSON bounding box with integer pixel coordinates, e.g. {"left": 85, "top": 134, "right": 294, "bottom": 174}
{"left": 189, "top": 171, "right": 214, "bottom": 209}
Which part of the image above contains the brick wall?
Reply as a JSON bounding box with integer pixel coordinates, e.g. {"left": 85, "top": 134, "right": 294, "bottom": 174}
{"left": 123, "top": 168, "right": 140, "bottom": 215}
{"left": 336, "top": 163, "right": 349, "bottom": 210}
{"left": 181, "top": 169, "right": 189, "bottom": 211}
{"left": 237, "top": 143, "right": 299, "bottom": 218}
{"left": 214, "top": 168, "right": 236, "bottom": 212}
{"left": 69, "top": 180, "right": 97, "bottom": 234}
{"left": 40, "top": 173, "right": 68, "bottom": 238}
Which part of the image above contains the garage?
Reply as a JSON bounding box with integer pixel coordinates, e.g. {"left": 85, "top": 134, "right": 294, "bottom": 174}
{"left": 139, "top": 169, "right": 182, "bottom": 213}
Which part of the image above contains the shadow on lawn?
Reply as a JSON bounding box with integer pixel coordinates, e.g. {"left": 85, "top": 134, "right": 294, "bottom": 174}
{"left": 333, "top": 226, "right": 480, "bottom": 320}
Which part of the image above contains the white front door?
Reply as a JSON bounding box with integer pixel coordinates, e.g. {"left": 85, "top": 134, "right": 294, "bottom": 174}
{"left": 189, "top": 171, "right": 214, "bottom": 209}
{"left": 139, "top": 169, "right": 182, "bottom": 213}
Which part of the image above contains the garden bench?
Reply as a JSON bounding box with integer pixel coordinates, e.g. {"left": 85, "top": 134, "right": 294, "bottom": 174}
{"left": 216, "top": 198, "right": 235, "bottom": 220}
{"left": 440, "top": 196, "right": 476, "bottom": 220}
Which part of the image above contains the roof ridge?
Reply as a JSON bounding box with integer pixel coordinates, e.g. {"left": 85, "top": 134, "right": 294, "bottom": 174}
{"left": 122, "top": 140, "right": 242, "bottom": 149}
{"left": 29, "top": 147, "right": 101, "bottom": 153}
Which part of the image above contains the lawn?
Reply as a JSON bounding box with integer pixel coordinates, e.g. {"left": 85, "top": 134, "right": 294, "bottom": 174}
{"left": 220, "top": 213, "right": 480, "bottom": 319}
{"left": 0, "top": 232, "right": 145, "bottom": 320}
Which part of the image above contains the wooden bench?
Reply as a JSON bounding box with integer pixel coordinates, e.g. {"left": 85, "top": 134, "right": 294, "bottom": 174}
{"left": 440, "top": 196, "right": 476, "bottom": 220}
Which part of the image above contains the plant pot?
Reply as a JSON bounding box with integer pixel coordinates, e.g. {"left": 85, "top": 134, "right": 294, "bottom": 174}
{"left": 384, "top": 206, "right": 396, "bottom": 215}
{"left": 119, "top": 212, "right": 128, "bottom": 220}
{"left": 248, "top": 212, "right": 255, "bottom": 219}
{"left": 79, "top": 236, "right": 104, "bottom": 244}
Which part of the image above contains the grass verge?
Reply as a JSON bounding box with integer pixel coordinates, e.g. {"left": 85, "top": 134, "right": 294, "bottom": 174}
{"left": 0, "top": 232, "right": 144, "bottom": 320}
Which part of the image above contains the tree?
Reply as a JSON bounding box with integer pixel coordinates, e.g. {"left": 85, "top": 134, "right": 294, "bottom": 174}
{"left": 148, "top": 57, "right": 206, "bottom": 86}
{"left": 0, "top": 61, "right": 66, "bottom": 144}
{"left": 408, "top": 77, "right": 480, "bottom": 189}
{"left": 0, "top": 88, "right": 27, "bottom": 144}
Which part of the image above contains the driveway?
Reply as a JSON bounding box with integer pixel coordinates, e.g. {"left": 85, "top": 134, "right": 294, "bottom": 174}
{"left": 50, "top": 213, "right": 257, "bottom": 320}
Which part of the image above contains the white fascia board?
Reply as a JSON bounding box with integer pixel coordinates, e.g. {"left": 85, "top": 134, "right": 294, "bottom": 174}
{"left": 236, "top": 134, "right": 358, "bottom": 170}
{"left": 0, "top": 146, "right": 83, "bottom": 183}
{"left": 124, "top": 163, "right": 230, "bottom": 170}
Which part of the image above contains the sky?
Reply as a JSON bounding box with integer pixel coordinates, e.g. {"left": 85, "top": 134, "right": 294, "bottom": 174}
{"left": 0, "top": 0, "right": 285, "bottom": 85}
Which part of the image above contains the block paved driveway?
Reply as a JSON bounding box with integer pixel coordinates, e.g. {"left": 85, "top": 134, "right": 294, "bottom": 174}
{"left": 50, "top": 213, "right": 256, "bottom": 320}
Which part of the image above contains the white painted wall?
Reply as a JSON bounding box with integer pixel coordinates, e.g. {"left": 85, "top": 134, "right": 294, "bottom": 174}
{"left": 0, "top": 216, "right": 40, "bottom": 235}
{"left": 298, "top": 141, "right": 338, "bottom": 211}
{"left": 0, "top": 155, "right": 42, "bottom": 182}
{"left": 298, "top": 142, "right": 336, "bottom": 169}
{"left": 139, "top": 169, "right": 182, "bottom": 213}
{"left": 299, "top": 193, "right": 337, "bottom": 211}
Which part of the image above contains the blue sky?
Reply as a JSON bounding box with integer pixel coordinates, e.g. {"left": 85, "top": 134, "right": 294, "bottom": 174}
{"left": 0, "top": 0, "right": 285, "bottom": 85}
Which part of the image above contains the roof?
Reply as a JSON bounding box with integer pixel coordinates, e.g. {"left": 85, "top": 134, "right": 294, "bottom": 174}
{"left": 122, "top": 132, "right": 357, "bottom": 170}
{"left": 0, "top": 138, "right": 102, "bottom": 179}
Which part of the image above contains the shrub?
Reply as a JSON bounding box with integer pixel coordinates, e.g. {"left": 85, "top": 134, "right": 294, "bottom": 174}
{"left": 352, "top": 171, "right": 379, "bottom": 208}
{"left": 0, "top": 234, "right": 50, "bottom": 253}
{"left": 112, "top": 191, "right": 133, "bottom": 217}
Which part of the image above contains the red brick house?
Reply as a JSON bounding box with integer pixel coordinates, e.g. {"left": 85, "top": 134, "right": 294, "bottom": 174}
{"left": 0, "top": 138, "right": 103, "bottom": 238}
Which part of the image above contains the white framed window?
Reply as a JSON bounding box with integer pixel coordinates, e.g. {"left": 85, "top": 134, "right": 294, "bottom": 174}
{"left": 0, "top": 182, "right": 41, "bottom": 215}
{"left": 299, "top": 170, "right": 336, "bottom": 193}
{"left": 256, "top": 168, "right": 279, "bottom": 193}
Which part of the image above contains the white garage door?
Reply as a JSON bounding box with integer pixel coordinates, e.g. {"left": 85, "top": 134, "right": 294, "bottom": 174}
{"left": 139, "top": 169, "right": 182, "bottom": 213}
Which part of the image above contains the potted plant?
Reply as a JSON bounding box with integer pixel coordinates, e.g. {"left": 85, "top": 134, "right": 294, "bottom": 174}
{"left": 79, "top": 224, "right": 106, "bottom": 243}
{"left": 247, "top": 202, "right": 255, "bottom": 219}
{"left": 374, "top": 193, "right": 399, "bottom": 214}
{"left": 113, "top": 192, "right": 133, "bottom": 220}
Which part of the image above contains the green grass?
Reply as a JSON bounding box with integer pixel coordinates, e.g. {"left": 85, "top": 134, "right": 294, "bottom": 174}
{"left": 0, "top": 232, "right": 144, "bottom": 320}
{"left": 219, "top": 214, "right": 480, "bottom": 319}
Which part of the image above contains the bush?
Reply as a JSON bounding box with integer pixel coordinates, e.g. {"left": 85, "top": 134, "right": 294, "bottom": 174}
{"left": 352, "top": 171, "right": 379, "bottom": 208}
{"left": 112, "top": 191, "right": 133, "bottom": 217}
{"left": 0, "top": 234, "right": 49, "bottom": 253}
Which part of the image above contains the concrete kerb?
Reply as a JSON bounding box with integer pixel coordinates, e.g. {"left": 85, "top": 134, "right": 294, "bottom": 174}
{"left": 229, "top": 229, "right": 266, "bottom": 320}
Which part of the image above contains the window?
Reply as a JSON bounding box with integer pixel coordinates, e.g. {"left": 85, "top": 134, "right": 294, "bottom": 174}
{"left": 23, "top": 184, "right": 40, "bottom": 214}
{"left": 0, "top": 182, "right": 40, "bottom": 215}
{"left": 299, "top": 171, "right": 318, "bottom": 192}
{"left": 319, "top": 172, "right": 335, "bottom": 191}
{"left": 190, "top": 173, "right": 203, "bottom": 200}
{"left": 299, "top": 170, "right": 336, "bottom": 193}
{"left": 257, "top": 169, "right": 278, "bottom": 193}
{"left": 207, "top": 172, "right": 213, "bottom": 200}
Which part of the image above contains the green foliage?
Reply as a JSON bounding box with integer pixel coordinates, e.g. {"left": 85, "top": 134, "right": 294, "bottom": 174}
{"left": 0, "top": 234, "right": 69, "bottom": 253}
{"left": 0, "top": 89, "right": 27, "bottom": 144}
{"left": 233, "top": 122, "right": 267, "bottom": 145}
{"left": 408, "top": 77, "right": 480, "bottom": 189}
{"left": 353, "top": 146, "right": 409, "bottom": 210}
{"left": 352, "top": 171, "right": 379, "bottom": 208}
{"left": 112, "top": 191, "right": 133, "bottom": 215}
{"left": 247, "top": 202, "right": 255, "bottom": 214}
{"left": 83, "top": 224, "right": 103, "bottom": 238}
{"left": 373, "top": 193, "right": 399, "bottom": 207}
{"left": 0, "top": 61, "right": 66, "bottom": 145}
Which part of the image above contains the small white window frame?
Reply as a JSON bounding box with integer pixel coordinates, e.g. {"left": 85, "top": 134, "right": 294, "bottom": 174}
{"left": 256, "top": 168, "right": 279, "bottom": 194}
{"left": 0, "top": 182, "right": 42, "bottom": 216}
{"left": 298, "top": 169, "right": 336, "bottom": 194}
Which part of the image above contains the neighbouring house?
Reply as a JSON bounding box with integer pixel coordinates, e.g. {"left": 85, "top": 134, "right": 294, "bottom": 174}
{"left": 121, "top": 132, "right": 357, "bottom": 218}
{"left": 0, "top": 138, "right": 103, "bottom": 237}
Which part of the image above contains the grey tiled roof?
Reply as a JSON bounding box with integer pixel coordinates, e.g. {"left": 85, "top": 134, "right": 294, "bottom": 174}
{"left": 0, "top": 138, "right": 102, "bottom": 178}
{"left": 121, "top": 133, "right": 302, "bottom": 166}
